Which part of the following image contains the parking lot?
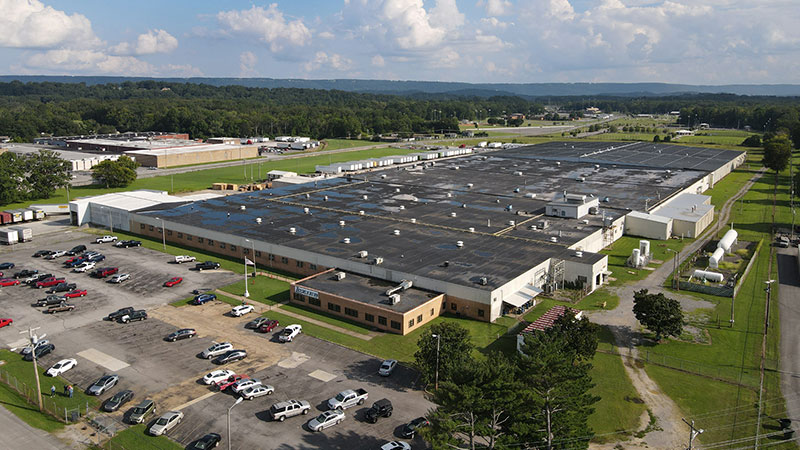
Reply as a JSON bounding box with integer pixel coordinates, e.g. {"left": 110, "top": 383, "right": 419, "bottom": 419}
{"left": 0, "top": 227, "right": 434, "bottom": 449}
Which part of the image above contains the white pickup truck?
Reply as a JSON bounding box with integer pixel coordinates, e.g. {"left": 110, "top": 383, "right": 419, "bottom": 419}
{"left": 95, "top": 235, "right": 117, "bottom": 243}
{"left": 327, "top": 388, "right": 368, "bottom": 410}
{"left": 174, "top": 255, "right": 197, "bottom": 264}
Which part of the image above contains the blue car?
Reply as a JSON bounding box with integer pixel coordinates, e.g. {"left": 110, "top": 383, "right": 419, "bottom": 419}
{"left": 87, "top": 254, "right": 106, "bottom": 262}
{"left": 193, "top": 293, "right": 217, "bottom": 305}
{"left": 0, "top": 262, "right": 15, "bottom": 270}
{"left": 65, "top": 258, "right": 87, "bottom": 268}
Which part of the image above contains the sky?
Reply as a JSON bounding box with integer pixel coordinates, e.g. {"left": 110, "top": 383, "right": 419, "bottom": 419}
{"left": 1, "top": 0, "right": 799, "bottom": 84}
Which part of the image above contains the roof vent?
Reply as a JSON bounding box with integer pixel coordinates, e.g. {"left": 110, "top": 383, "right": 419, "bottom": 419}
{"left": 450, "top": 212, "right": 457, "bottom": 217}
{"left": 461, "top": 203, "right": 467, "bottom": 208}
{"left": 456, "top": 240, "right": 464, "bottom": 248}
{"left": 339, "top": 220, "right": 345, "bottom": 227}
{"left": 514, "top": 188, "right": 520, "bottom": 193}
{"left": 343, "top": 237, "right": 351, "bottom": 244}
{"left": 389, "top": 294, "right": 400, "bottom": 305}
{"left": 306, "top": 193, "right": 310, "bottom": 198}
{"left": 373, "top": 256, "right": 383, "bottom": 265}
{"left": 256, "top": 217, "right": 262, "bottom": 224}
{"left": 303, "top": 207, "right": 310, "bottom": 214}
{"left": 393, "top": 229, "right": 400, "bottom": 236}
{"left": 467, "top": 183, "right": 473, "bottom": 188}
{"left": 289, "top": 227, "right": 296, "bottom": 234}
{"left": 381, "top": 174, "right": 387, "bottom": 179}
{"left": 443, "top": 260, "right": 450, "bottom": 267}
{"left": 410, "top": 218, "right": 417, "bottom": 223}
{"left": 556, "top": 161, "right": 561, "bottom": 166}
{"left": 240, "top": 205, "right": 246, "bottom": 210}
{"left": 468, "top": 227, "right": 475, "bottom": 233}
{"left": 335, "top": 271, "right": 346, "bottom": 281}
{"left": 395, "top": 188, "right": 401, "bottom": 193}
{"left": 514, "top": 171, "right": 523, "bottom": 176}
{"left": 575, "top": 251, "right": 583, "bottom": 258}
{"left": 399, "top": 205, "right": 405, "bottom": 210}
{"left": 479, "top": 277, "right": 488, "bottom": 286}
{"left": 359, "top": 210, "right": 365, "bottom": 215}
{"left": 357, "top": 250, "right": 368, "bottom": 258}
{"left": 324, "top": 196, "right": 329, "bottom": 201}
{"left": 446, "top": 193, "right": 452, "bottom": 198}
{"left": 363, "top": 195, "right": 368, "bottom": 200}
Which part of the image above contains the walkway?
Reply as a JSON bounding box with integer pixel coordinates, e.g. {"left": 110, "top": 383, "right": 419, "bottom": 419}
{"left": 0, "top": 405, "right": 71, "bottom": 450}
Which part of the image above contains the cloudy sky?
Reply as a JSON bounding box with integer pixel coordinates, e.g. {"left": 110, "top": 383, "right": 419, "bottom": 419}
{"left": 2, "top": 0, "right": 799, "bottom": 84}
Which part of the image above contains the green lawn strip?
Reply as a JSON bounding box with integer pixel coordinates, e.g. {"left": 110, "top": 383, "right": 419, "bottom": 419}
{"left": 0, "top": 381, "right": 64, "bottom": 432}
{"left": 103, "top": 424, "right": 184, "bottom": 450}
{"left": 278, "top": 303, "right": 371, "bottom": 335}
{"left": 320, "top": 139, "right": 376, "bottom": 151}
{"left": 218, "top": 276, "right": 289, "bottom": 305}
{"left": 601, "top": 235, "right": 693, "bottom": 287}
{"left": 169, "top": 295, "right": 195, "bottom": 307}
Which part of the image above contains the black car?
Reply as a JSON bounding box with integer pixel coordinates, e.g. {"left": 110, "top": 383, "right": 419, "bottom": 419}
{"left": 23, "top": 343, "right": 55, "bottom": 361}
{"left": 364, "top": 398, "right": 393, "bottom": 423}
{"left": 400, "top": 416, "right": 430, "bottom": 438}
{"left": 87, "top": 254, "right": 106, "bottom": 263}
{"left": 47, "top": 282, "right": 77, "bottom": 294}
{"left": 106, "top": 307, "right": 134, "bottom": 321}
{"left": 166, "top": 328, "right": 197, "bottom": 342}
{"left": 14, "top": 269, "right": 38, "bottom": 279}
{"left": 193, "top": 433, "right": 221, "bottom": 450}
{"left": 35, "top": 295, "right": 67, "bottom": 307}
{"left": 32, "top": 250, "right": 54, "bottom": 258}
{"left": 115, "top": 240, "right": 142, "bottom": 248}
{"left": 27, "top": 273, "right": 54, "bottom": 285}
{"left": 66, "top": 245, "right": 87, "bottom": 256}
{"left": 0, "top": 262, "right": 15, "bottom": 270}
{"left": 103, "top": 389, "right": 134, "bottom": 412}
{"left": 120, "top": 310, "right": 147, "bottom": 323}
{"left": 195, "top": 261, "right": 221, "bottom": 271}
{"left": 213, "top": 350, "right": 247, "bottom": 365}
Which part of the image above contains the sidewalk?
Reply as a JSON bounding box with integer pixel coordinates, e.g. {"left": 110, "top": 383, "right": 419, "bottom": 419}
{"left": 0, "top": 405, "right": 71, "bottom": 450}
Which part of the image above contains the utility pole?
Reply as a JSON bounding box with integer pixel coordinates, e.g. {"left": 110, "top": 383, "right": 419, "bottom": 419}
{"left": 20, "top": 326, "right": 44, "bottom": 412}
{"left": 765, "top": 280, "right": 775, "bottom": 329}
{"left": 682, "top": 418, "right": 703, "bottom": 450}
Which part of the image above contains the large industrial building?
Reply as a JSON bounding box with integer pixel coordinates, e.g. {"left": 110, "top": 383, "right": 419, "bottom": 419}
{"left": 70, "top": 141, "right": 745, "bottom": 334}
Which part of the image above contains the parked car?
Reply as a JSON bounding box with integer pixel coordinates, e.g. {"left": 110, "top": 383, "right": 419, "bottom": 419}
{"left": 257, "top": 319, "right": 279, "bottom": 333}
{"left": 46, "top": 282, "right": 77, "bottom": 293}
{"left": 63, "top": 289, "right": 88, "bottom": 298}
{"left": 0, "top": 278, "right": 21, "bottom": 287}
{"left": 45, "top": 358, "right": 77, "bottom": 377}
{"left": 106, "top": 306, "right": 134, "bottom": 321}
{"left": 192, "top": 433, "right": 221, "bottom": 450}
{"left": 279, "top": 324, "right": 302, "bottom": 342}
{"left": 245, "top": 317, "right": 269, "bottom": 329}
{"left": 166, "top": 328, "right": 196, "bottom": 342}
{"left": 230, "top": 378, "right": 261, "bottom": 394}
{"left": 308, "top": 409, "right": 345, "bottom": 432}
{"left": 36, "top": 295, "right": 66, "bottom": 307}
{"left": 378, "top": 359, "right": 398, "bottom": 377}
{"left": 103, "top": 389, "right": 134, "bottom": 412}
{"left": 72, "top": 262, "right": 96, "bottom": 273}
{"left": 270, "top": 399, "right": 311, "bottom": 422}
{"left": 202, "top": 369, "right": 235, "bottom": 385}
{"left": 86, "top": 254, "right": 106, "bottom": 263}
{"left": 214, "top": 350, "right": 247, "bottom": 365}
{"left": 202, "top": 342, "right": 233, "bottom": 359}
{"left": 192, "top": 293, "right": 216, "bottom": 305}
{"left": 149, "top": 411, "right": 183, "bottom": 436}
{"left": 21, "top": 339, "right": 50, "bottom": 355}
{"left": 120, "top": 310, "right": 147, "bottom": 323}
{"left": 364, "top": 398, "right": 393, "bottom": 423}
{"left": 66, "top": 245, "right": 87, "bottom": 256}
{"left": 45, "top": 250, "right": 67, "bottom": 260}
{"left": 174, "top": 255, "right": 196, "bottom": 264}
{"left": 33, "top": 250, "right": 54, "bottom": 258}
{"left": 13, "top": 269, "right": 38, "bottom": 279}
{"left": 195, "top": 261, "right": 221, "bottom": 271}
{"left": 36, "top": 277, "right": 66, "bottom": 288}
{"left": 64, "top": 256, "right": 85, "bottom": 266}
{"left": 129, "top": 399, "right": 156, "bottom": 424}
{"left": 216, "top": 374, "right": 249, "bottom": 391}
{"left": 23, "top": 343, "right": 55, "bottom": 361}
{"left": 0, "top": 262, "right": 15, "bottom": 270}
{"left": 95, "top": 235, "right": 118, "bottom": 243}
{"left": 0, "top": 318, "right": 13, "bottom": 329}
{"left": 400, "top": 417, "right": 430, "bottom": 438}
{"left": 241, "top": 384, "right": 274, "bottom": 400}
{"left": 327, "top": 388, "right": 368, "bottom": 410}
{"left": 164, "top": 277, "right": 183, "bottom": 287}
{"left": 109, "top": 273, "right": 130, "bottom": 283}
{"left": 26, "top": 273, "right": 53, "bottom": 285}
{"left": 88, "top": 374, "right": 119, "bottom": 395}
{"left": 231, "top": 304, "right": 254, "bottom": 317}
{"left": 380, "top": 441, "right": 411, "bottom": 450}
{"left": 115, "top": 240, "right": 142, "bottom": 248}
{"left": 46, "top": 302, "right": 75, "bottom": 314}
{"left": 91, "top": 267, "right": 119, "bottom": 278}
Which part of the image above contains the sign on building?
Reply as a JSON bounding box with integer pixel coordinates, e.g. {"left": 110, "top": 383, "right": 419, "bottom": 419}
{"left": 294, "top": 286, "right": 319, "bottom": 299}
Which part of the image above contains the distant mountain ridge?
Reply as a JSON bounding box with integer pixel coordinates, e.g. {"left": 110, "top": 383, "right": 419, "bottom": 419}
{"left": 2, "top": 75, "right": 799, "bottom": 97}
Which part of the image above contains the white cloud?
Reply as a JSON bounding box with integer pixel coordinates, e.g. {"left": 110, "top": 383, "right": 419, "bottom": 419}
{"left": 481, "top": 17, "right": 512, "bottom": 29}
{"left": 318, "top": 31, "right": 335, "bottom": 40}
{"left": 26, "top": 49, "right": 155, "bottom": 75}
{"left": 481, "top": 0, "right": 513, "bottom": 16}
{"left": 112, "top": 29, "right": 178, "bottom": 55}
{"left": 217, "top": 4, "right": 312, "bottom": 52}
{"left": 371, "top": 55, "right": 386, "bottom": 67}
{"left": 304, "top": 51, "right": 352, "bottom": 72}
{"left": 0, "top": 0, "right": 99, "bottom": 49}
{"left": 240, "top": 51, "right": 258, "bottom": 76}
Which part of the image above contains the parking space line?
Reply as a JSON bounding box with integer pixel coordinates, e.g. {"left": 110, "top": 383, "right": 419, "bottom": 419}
{"left": 76, "top": 348, "right": 129, "bottom": 371}
{"left": 174, "top": 391, "right": 217, "bottom": 411}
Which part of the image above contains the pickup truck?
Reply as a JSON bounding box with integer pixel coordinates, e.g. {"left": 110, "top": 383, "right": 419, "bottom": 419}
{"left": 46, "top": 302, "right": 75, "bottom": 314}
{"left": 195, "top": 261, "right": 221, "bottom": 271}
{"left": 174, "top": 255, "right": 196, "bottom": 264}
{"left": 95, "top": 235, "right": 118, "bottom": 243}
{"left": 120, "top": 310, "right": 147, "bottom": 323}
{"left": 327, "top": 388, "right": 368, "bottom": 410}
{"left": 35, "top": 295, "right": 67, "bottom": 307}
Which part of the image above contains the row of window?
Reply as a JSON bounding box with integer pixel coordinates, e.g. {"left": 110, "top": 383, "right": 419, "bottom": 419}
{"left": 444, "top": 301, "right": 484, "bottom": 318}
{"left": 297, "top": 296, "right": 441, "bottom": 331}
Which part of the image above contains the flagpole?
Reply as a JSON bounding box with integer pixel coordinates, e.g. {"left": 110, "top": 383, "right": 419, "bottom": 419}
{"left": 243, "top": 257, "right": 250, "bottom": 298}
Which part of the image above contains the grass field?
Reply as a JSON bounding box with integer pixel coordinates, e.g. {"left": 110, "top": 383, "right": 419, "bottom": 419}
{"left": 218, "top": 276, "right": 290, "bottom": 305}
{"left": 103, "top": 424, "right": 183, "bottom": 450}
{"left": 320, "top": 138, "right": 376, "bottom": 151}
{"left": 600, "top": 235, "right": 693, "bottom": 286}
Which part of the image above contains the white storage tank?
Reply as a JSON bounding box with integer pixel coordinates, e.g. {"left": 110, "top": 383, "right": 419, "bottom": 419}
{"left": 693, "top": 269, "right": 724, "bottom": 283}
{"left": 632, "top": 248, "right": 641, "bottom": 266}
{"left": 717, "top": 229, "right": 738, "bottom": 252}
{"left": 639, "top": 240, "right": 650, "bottom": 257}
{"left": 709, "top": 247, "right": 725, "bottom": 269}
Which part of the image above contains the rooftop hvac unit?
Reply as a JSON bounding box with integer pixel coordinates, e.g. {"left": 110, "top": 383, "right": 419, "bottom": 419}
{"left": 468, "top": 227, "right": 475, "bottom": 233}
{"left": 357, "top": 250, "right": 368, "bottom": 258}
{"left": 289, "top": 227, "right": 296, "bottom": 234}
{"left": 451, "top": 212, "right": 457, "bottom": 217}
{"left": 359, "top": 210, "right": 365, "bottom": 215}
{"left": 479, "top": 277, "right": 488, "bottom": 286}
{"left": 386, "top": 280, "right": 413, "bottom": 296}
{"left": 461, "top": 203, "right": 467, "bottom": 208}
{"left": 589, "top": 206, "right": 599, "bottom": 215}
{"left": 575, "top": 251, "right": 583, "bottom": 258}
{"left": 373, "top": 257, "right": 383, "bottom": 265}
{"left": 256, "top": 217, "right": 262, "bottom": 224}
{"left": 446, "top": 193, "right": 452, "bottom": 198}
{"left": 389, "top": 294, "right": 401, "bottom": 305}
{"left": 339, "top": 220, "right": 345, "bottom": 227}
{"left": 240, "top": 205, "right": 246, "bottom": 210}
{"left": 343, "top": 237, "right": 351, "bottom": 244}
{"left": 324, "top": 196, "right": 328, "bottom": 201}
{"left": 335, "top": 271, "right": 346, "bottom": 281}
{"left": 514, "top": 171, "right": 523, "bottom": 176}
{"left": 514, "top": 188, "right": 520, "bottom": 193}
{"left": 395, "top": 188, "right": 401, "bottom": 193}
{"left": 410, "top": 218, "right": 417, "bottom": 223}
{"left": 303, "top": 208, "right": 310, "bottom": 214}
{"left": 393, "top": 230, "right": 400, "bottom": 236}
{"left": 550, "top": 236, "right": 558, "bottom": 243}
{"left": 456, "top": 241, "right": 464, "bottom": 248}
{"left": 399, "top": 205, "right": 405, "bottom": 210}
{"left": 537, "top": 219, "right": 549, "bottom": 229}
{"left": 363, "top": 195, "right": 368, "bottom": 200}
{"left": 508, "top": 220, "right": 515, "bottom": 226}
{"left": 467, "top": 183, "right": 473, "bottom": 188}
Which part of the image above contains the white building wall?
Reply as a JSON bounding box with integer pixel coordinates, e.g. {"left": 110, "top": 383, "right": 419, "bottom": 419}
{"left": 625, "top": 214, "right": 673, "bottom": 240}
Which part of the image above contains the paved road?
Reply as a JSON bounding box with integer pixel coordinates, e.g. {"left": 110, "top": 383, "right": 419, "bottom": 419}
{"left": 0, "top": 404, "right": 70, "bottom": 450}
{"left": 777, "top": 246, "right": 800, "bottom": 427}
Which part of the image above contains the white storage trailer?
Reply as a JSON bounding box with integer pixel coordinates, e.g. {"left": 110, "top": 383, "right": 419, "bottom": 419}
{"left": 9, "top": 226, "right": 32, "bottom": 242}
{"left": 0, "top": 229, "right": 19, "bottom": 245}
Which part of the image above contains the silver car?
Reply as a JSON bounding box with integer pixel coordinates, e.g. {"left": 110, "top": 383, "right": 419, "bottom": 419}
{"left": 109, "top": 273, "right": 130, "bottom": 283}
{"left": 308, "top": 409, "right": 345, "bottom": 432}
{"left": 241, "top": 384, "right": 274, "bottom": 400}
{"left": 88, "top": 374, "right": 119, "bottom": 395}
{"left": 149, "top": 410, "right": 183, "bottom": 436}
{"left": 201, "top": 342, "right": 233, "bottom": 359}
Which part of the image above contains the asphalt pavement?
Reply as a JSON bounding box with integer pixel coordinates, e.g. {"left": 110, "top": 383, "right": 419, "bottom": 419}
{"left": 777, "top": 246, "right": 800, "bottom": 428}
{"left": 0, "top": 405, "right": 70, "bottom": 450}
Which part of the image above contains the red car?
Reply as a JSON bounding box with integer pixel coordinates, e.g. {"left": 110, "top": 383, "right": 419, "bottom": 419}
{"left": 0, "top": 278, "right": 21, "bottom": 287}
{"left": 257, "top": 320, "right": 279, "bottom": 333}
{"left": 0, "top": 318, "right": 12, "bottom": 329}
{"left": 35, "top": 277, "right": 65, "bottom": 289}
{"left": 92, "top": 267, "right": 119, "bottom": 278}
{"left": 164, "top": 277, "right": 183, "bottom": 287}
{"left": 64, "top": 289, "right": 88, "bottom": 298}
{"left": 216, "top": 374, "right": 249, "bottom": 391}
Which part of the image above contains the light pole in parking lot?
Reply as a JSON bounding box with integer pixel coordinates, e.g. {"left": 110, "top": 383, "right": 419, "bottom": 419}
{"left": 431, "top": 333, "right": 441, "bottom": 390}
{"left": 156, "top": 217, "right": 166, "bottom": 251}
{"left": 227, "top": 396, "right": 243, "bottom": 450}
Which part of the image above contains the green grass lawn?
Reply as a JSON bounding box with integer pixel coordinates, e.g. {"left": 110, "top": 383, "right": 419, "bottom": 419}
{"left": 103, "top": 424, "right": 183, "bottom": 450}
{"left": 278, "top": 303, "right": 372, "bottom": 335}
{"left": 601, "top": 235, "right": 693, "bottom": 286}
{"left": 218, "top": 276, "right": 290, "bottom": 305}
{"left": 320, "top": 138, "right": 376, "bottom": 151}
{"left": 0, "top": 381, "right": 65, "bottom": 432}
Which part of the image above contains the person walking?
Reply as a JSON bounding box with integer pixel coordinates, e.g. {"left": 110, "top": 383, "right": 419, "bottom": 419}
{"left": 50, "top": 385, "right": 56, "bottom": 397}
{"left": 68, "top": 385, "right": 73, "bottom": 398}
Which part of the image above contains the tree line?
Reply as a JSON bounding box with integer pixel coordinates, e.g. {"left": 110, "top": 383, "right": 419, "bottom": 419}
{"left": 0, "top": 150, "right": 71, "bottom": 205}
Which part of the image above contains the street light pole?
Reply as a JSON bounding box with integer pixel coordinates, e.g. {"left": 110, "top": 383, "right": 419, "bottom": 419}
{"left": 20, "top": 326, "right": 44, "bottom": 412}
{"left": 765, "top": 280, "right": 775, "bottom": 328}
{"left": 666, "top": 249, "right": 678, "bottom": 289}
{"left": 432, "top": 333, "right": 441, "bottom": 390}
{"left": 158, "top": 218, "right": 166, "bottom": 251}
{"left": 227, "top": 396, "right": 243, "bottom": 450}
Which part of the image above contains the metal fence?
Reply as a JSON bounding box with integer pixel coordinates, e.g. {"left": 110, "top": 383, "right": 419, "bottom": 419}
{"left": 0, "top": 366, "right": 90, "bottom": 423}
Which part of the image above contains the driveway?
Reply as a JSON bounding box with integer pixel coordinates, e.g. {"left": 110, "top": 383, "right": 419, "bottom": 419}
{"left": 776, "top": 246, "right": 800, "bottom": 429}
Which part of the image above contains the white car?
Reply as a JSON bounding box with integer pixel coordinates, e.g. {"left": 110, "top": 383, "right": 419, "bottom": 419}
{"left": 202, "top": 342, "right": 233, "bottom": 359}
{"left": 279, "top": 324, "right": 302, "bottom": 342}
{"left": 378, "top": 359, "right": 398, "bottom": 377}
{"left": 45, "top": 358, "right": 77, "bottom": 377}
{"left": 73, "top": 261, "right": 96, "bottom": 272}
{"left": 231, "top": 378, "right": 262, "bottom": 394}
{"left": 109, "top": 273, "right": 130, "bottom": 283}
{"left": 149, "top": 411, "right": 183, "bottom": 436}
{"left": 202, "top": 369, "right": 235, "bottom": 385}
{"left": 308, "top": 409, "right": 345, "bottom": 432}
{"left": 46, "top": 250, "right": 67, "bottom": 260}
{"left": 95, "top": 235, "right": 118, "bottom": 243}
{"left": 241, "top": 384, "right": 274, "bottom": 400}
{"left": 381, "top": 442, "right": 412, "bottom": 450}
{"left": 231, "top": 304, "right": 254, "bottom": 317}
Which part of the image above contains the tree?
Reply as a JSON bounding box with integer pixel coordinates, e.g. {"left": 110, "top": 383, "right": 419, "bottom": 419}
{"left": 24, "top": 150, "right": 71, "bottom": 199}
{"left": 741, "top": 135, "right": 762, "bottom": 147}
{"left": 653, "top": 135, "right": 661, "bottom": 142}
{"left": 91, "top": 155, "right": 139, "bottom": 188}
{"left": 762, "top": 134, "right": 793, "bottom": 174}
{"left": 0, "top": 152, "right": 27, "bottom": 206}
{"left": 414, "top": 321, "right": 474, "bottom": 387}
{"left": 632, "top": 289, "right": 684, "bottom": 341}
{"left": 548, "top": 312, "right": 600, "bottom": 362}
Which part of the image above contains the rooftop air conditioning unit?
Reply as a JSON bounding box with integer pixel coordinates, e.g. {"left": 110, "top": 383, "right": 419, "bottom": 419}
{"left": 479, "top": 277, "right": 488, "bottom": 286}
{"left": 393, "top": 230, "right": 400, "bottom": 236}
{"left": 389, "top": 294, "right": 401, "bottom": 305}
{"left": 304, "top": 208, "right": 310, "bottom": 214}
{"left": 575, "top": 251, "right": 583, "bottom": 258}
{"left": 339, "top": 220, "right": 345, "bottom": 226}
{"left": 357, "top": 250, "right": 368, "bottom": 258}
{"left": 343, "top": 237, "right": 351, "bottom": 244}
{"left": 240, "top": 205, "right": 246, "bottom": 210}
{"left": 373, "top": 257, "right": 383, "bottom": 265}
{"left": 335, "top": 271, "right": 346, "bottom": 281}
{"left": 256, "top": 217, "right": 262, "bottom": 224}
{"left": 289, "top": 227, "right": 296, "bottom": 234}
{"left": 456, "top": 241, "right": 464, "bottom": 248}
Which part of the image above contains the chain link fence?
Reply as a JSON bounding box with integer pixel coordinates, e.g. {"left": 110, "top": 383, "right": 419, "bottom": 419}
{"left": 0, "top": 366, "right": 90, "bottom": 424}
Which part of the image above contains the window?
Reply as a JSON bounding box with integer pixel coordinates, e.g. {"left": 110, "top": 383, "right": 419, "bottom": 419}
{"left": 418, "top": 314, "right": 423, "bottom": 323}
{"left": 344, "top": 307, "right": 358, "bottom": 318}
{"left": 149, "top": 225, "right": 154, "bottom": 231}
{"left": 430, "top": 308, "right": 434, "bottom": 316}
{"left": 230, "top": 245, "right": 236, "bottom": 251}
{"left": 255, "top": 251, "right": 262, "bottom": 257}
{"left": 478, "top": 309, "right": 485, "bottom": 317}
{"left": 451, "top": 303, "right": 457, "bottom": 311}
{"left": 577, "top": 275, "right": 587, "bottom": 284}
{"left": 309, "top": 264, "right": 317, "bottom": 270}
{"left": 197, "top": 237, "right": 203, "bottom": 243}
{"left": 167, "top": 230, "right": 172, "bottom": 236}
{"left": 268, "top": 254, "right": 275, "bottom": 261}
{"left": 281, "top": 257, "right": 288, "bottom": 264}
{"left": 365, "top": 313, "right": 374, "bottom": 322}
{"left": 177, "top": 232, "right": 183, "bottom": 238}
{"left": 243, "top": 248, "right": 249, "bottom": 254}
{"left": 378, "top": 316, "right": 387, "bottom": 326}
{"left": 408, "top": 319, "right": 414, "bottom": 328}
{"left": 391, "top": 321, "right": 401, "bottom": 330}
{"left": 140, "top": 223, "right": 145, "bottom": 229}
{"left": 187, "top": 235, "right": 192, "bottom": 241}
{"left": 561, "top": 210, "right": 566, "bottom": 217}
{"left": 327, "top": 303, "right": 341, "bottom": 312}
{"left": 157, "top": 227, "right": 162, "bottom": 233}
{"left": 220, "top": 243, "right": 226, "bottom": 249}
{"left": 207, "top": 239, "right": 214, "bottom": 246}
{"left": 295, "top": 294, "right": 305, "bottom": 302}
{"left": 309, "top": 297, "right": 321, "bottom": 307}
{"left": 296, "top": 261, "right": 304, "bottom": 268}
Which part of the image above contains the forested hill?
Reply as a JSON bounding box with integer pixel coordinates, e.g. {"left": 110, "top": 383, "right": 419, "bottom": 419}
{"left": 3, "top": 76, "right": 800, "bottom": 97}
